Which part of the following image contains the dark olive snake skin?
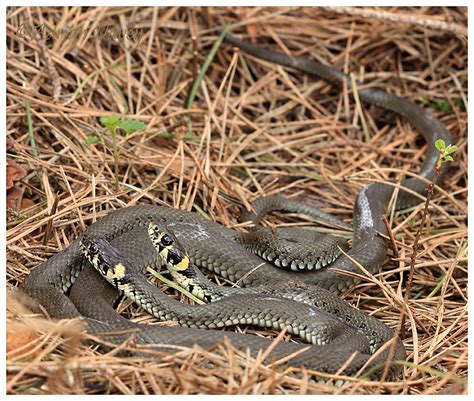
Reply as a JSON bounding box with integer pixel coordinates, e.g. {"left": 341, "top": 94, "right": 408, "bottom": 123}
{"left": 18, "top": 32, "right": 452, "bottom": 378}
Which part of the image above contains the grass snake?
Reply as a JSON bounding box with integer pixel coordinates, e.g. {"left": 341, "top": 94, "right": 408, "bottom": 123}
{"left": 18, "top": 32, "right": 452, "bottom": 378}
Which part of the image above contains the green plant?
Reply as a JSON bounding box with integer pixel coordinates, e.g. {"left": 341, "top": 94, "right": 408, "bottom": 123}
{"left": 87, "top": 115, "right": 146, "bottom": 188}
{"left": 381, "top": 138, "right": 458, "bottom": 381}
{"left": 435, "top": 139, "right": 458, "bottom": 169}
{"left": 405, "top": 139, "right": 458, "bottom": 301}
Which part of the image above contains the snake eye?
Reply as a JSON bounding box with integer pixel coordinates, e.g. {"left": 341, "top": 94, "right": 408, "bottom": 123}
{"left": 89, "top": 242, "right": 99, "bottom": 254}
{"left": 161, "top": 234, "right": 173, "bottom": 246}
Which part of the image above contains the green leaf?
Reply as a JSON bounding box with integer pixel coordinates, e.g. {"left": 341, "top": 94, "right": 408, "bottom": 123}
{"left": 100, "top": 115, "right": 121, "bottom": 134}
{"left": 420, "top": 98, "right": 453, "bottom": 113}
{"left": 445, "top": 145, "right": 458, "bottom": 155}
{"left": 454, "top": 98, "right": 466, "bottom": 111}
{"left": 435, "top": 139, "right": 446, "bottom": 151}
{"left": 444, "top": 155, "right": 454, "bottom": 162}
{"left": 119, "top": 119, "right": 146, "bottom": 134}
{"left": 438, "top": 101, "right": 452, "bottom": 113}
{"left": 86, "top": 135, "right": 100, "bottom": 145}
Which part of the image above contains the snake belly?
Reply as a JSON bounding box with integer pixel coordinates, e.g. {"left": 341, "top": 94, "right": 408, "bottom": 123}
{"left": 18, "top": 32, "right": 453, "bottom": 377}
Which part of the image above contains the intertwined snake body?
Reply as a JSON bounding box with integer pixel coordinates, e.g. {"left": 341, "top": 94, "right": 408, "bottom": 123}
{"left": 18, "top": 33, "right": 452, "bottom": 377}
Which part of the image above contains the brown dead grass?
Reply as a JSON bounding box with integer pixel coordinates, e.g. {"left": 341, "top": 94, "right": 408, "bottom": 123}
{"left": 6, "top": 6, "right": 467, "bottom": 395}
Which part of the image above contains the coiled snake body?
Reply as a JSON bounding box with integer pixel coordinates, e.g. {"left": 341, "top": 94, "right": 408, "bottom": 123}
{"left": 18, "top": 33, "right": 452, "bottom": 377}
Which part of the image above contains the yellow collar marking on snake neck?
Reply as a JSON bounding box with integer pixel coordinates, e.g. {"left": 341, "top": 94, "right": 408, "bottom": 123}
{"left": 106, "top": 262, "right": 126, "bottom": 280}
{"left": 159, "top": 245, "right": 190, "bottom": 271}
{"left": 174, "top": 255, "right": 189, "bottom": 271}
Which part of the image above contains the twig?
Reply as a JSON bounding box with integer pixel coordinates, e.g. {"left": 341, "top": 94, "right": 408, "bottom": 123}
{"left": 382, "top": 215, "right": 398, "bottom": 259}
{"left": 322, "top": 7, "right": 467, "bottom": 36}
{"left": 380, "top": 140, "right": 458, "bottom": 382}
{"left": 42, "top": 194, "right": 59, "bottom": 245}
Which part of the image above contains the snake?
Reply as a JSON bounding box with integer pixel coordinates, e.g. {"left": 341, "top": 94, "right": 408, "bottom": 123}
{"left": 17, "top": 31, "right": 452, "bottom": 378}
{"left": 80, "top": 233, "right": 365, "bottom": 347}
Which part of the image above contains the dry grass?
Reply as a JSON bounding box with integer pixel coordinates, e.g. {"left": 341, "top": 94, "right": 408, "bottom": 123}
{"left": 6, "top": 6, "right": 467, "bottom": 395}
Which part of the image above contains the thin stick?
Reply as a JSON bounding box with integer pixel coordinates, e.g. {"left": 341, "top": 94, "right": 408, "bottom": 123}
{"left": 322, "top": 7, "right": 467, "bottom": 36}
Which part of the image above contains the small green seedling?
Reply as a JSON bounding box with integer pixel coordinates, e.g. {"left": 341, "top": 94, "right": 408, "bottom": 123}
{"left": 399, "top": 138, "right": 458, "bottom": 343}
{"left": 87, "top": 115, "right": 146, "bottom": 145}
{"left": 87, "top": 115, "right": 146, "bottom": 188}
{"left": 435, "top": 139, "right": 458, "bottom": 170}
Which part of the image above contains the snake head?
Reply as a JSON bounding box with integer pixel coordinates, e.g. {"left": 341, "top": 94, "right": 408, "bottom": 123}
{"left": 80, "top": 235, "right": 104, "bottom": 264}
{"left": 147, "top": 223, "right": 190, "bottom": 272}
{"left": 80, "top": 235, "right": 129, "bottom": 282}
{"left": 148, "top": 223, "right": 170, "bottom": 249}
{"left": 147, "top": 223, "right": 181, "bottom": 251}
{"left": 80, "top": 235, "right": 100, "bottom": 257}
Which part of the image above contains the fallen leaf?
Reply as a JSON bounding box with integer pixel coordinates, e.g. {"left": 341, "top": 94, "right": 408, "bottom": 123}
{"left": 7, "top": 186, "right": 24, "bottom": 210}
{"left": 6, "top": 160, "right": 27, "bottom": 189}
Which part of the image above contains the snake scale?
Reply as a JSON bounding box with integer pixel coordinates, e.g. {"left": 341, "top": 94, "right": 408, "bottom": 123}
{"left": 18, "top": 32, "right": 452, "bottom": 378}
